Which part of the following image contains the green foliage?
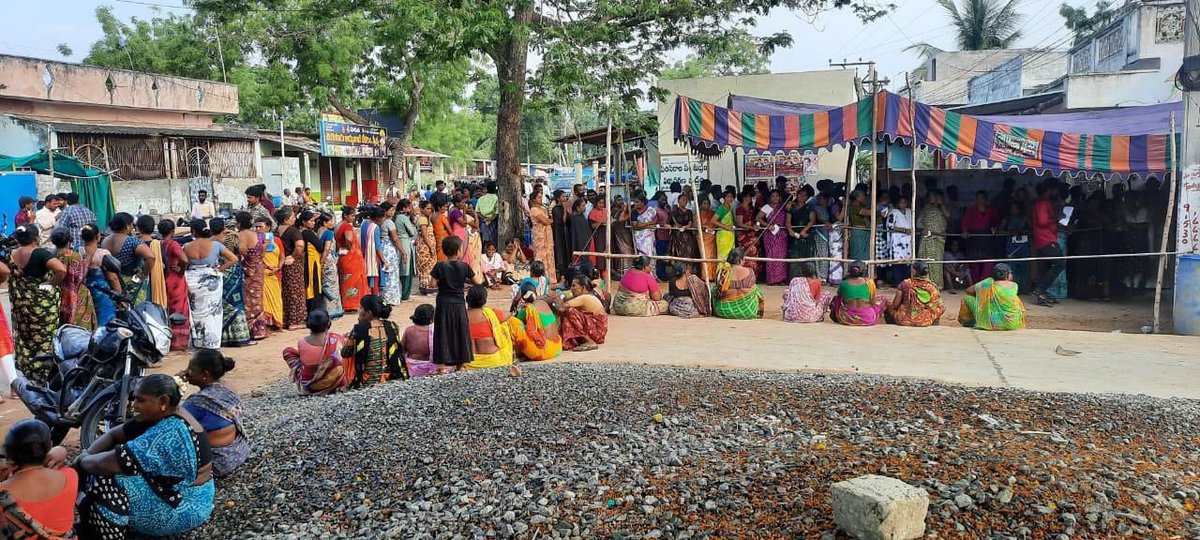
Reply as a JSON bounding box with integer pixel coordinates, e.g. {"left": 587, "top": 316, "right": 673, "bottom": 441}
{"left": 84, "top": 6, "right": 244, "bottom": 82}
{"left": 1060, "top": 1, "right": 1116, "bottom": 45}
{"left": 661, "top": 29, "right": 777, "bottom": 80}
{"left": 905, "top": 0, "right": 1024, "bottom": 58}
{"left": 56, "top": 43, "right": 73, "bottom": 58}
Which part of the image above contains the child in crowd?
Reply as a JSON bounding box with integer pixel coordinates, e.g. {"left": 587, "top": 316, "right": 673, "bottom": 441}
{"left": 482, "top": 241, "right": 515, "bottom": 289}
{"left": 430, "top": 236, "right": 481, "bottom": 373}
{"left": 402, "top": 304, "right": 437, "bottom": 378}
{"left": 943, "top": 238, "right": 973, "bottom": 293}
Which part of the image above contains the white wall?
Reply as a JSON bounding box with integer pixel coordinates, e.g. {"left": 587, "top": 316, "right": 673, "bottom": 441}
{"left": 1066, "top": 69, "right": 1182, "bottom": 109}
{"left": 656, "top": 70, "right": 859, "bottom": 190}
{"left": 0, "top": 115, "right": 47, "bottom": 156}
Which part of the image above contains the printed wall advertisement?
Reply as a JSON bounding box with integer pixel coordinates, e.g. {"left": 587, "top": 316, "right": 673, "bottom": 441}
{"left": 744, "top": 153, "right": 775, "bottom": 180}
{"left": 418, "top": 156, "right": 434, "bottom": 172}
{"left": 319, "top": 113, "right": 389, "bottom": 159}
{"left": 659, "top": 153, "right": 708, "bottom": 187}
{"left": 745, "top": 152, "right": 819, "bottom": 183}
{"left": 1179, "top": 165, "right": 1200, "bottom": 253}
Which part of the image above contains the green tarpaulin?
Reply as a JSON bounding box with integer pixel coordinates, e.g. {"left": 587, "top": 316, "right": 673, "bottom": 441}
{"left": 0, "top": 150, "right": 117, "bottom": 228}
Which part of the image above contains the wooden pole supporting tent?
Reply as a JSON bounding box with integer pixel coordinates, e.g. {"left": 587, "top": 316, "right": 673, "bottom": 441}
{"left": 1153, "top": 112, "right": 1180, "bottom": 333}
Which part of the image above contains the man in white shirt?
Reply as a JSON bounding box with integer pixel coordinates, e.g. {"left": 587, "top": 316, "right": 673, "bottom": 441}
{"left": 35, "top": 193, "right": 63, "bottom": 247}
{"left": 192, "top": 189, "right": 216, "bottom": 219}
{"left": 281, "top": 189, "right": 297, "bottom": 207}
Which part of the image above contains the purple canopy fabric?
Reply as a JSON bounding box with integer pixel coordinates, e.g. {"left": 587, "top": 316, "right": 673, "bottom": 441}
{"left": 729, "top": 94, "right": 1182, "bottom": 137}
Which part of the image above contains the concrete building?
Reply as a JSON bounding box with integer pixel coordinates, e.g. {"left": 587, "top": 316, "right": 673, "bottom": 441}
{"left": 907, "top": 49, "right": 1031, "bottom": 107}
{"left": 966, "top": 50, "right": 1069, "bottom": 106}
{"left": 0, "top": 54, "right": 257, "bottom": 215}
{"left": 1064, "top": 0, "right": 1184, "bottom": 109}
{"left": 656, "top": 70, "right": 859, "bottom": 190}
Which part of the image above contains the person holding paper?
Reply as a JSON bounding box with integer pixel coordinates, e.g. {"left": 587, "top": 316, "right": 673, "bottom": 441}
{"left": 756, "top": 189, "right": 790, "bottom": 286}
{"left": 1031, "top": 181, "right": 1065, "bottom": 307}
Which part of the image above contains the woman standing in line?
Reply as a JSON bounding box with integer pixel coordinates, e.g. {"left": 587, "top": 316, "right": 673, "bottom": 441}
{"left": 51, "top": 229, "right": 96, "bottom": 330}
{"left": 550, "top": 191, "right": 572, "bottom": 282}
{"left": 335, "top": 207, "right": 366, "bottom": 312}
{"left": 375, "top": 203, "right": 403, "bottom": 305}
{"left": 610, "top": 198, "right": 635, "bottom": 279}
{"left": 240, "top": 212, "right": 270, "bottom": 339}
{"left": 102, "top": 213, "right": 156, "bottom": 305}
{"left": 219, "top": 218, "right": 252, "bottom": 347}
{"left": 82, "top": 224, "right": 121, "bottom": 327}
{"left": 529, "top": 193, "right": 557, "bottom": 281}
{"left": 185, "top": 218, "right": 236, "bottom": 349}
{"left": 276, "top": 208, "right": 308, "bottom": 330}
{"left": 9, "top": 225, "right": 66, "bottom": 385}
{"left": 394, "top": 199, "right": 419, "bottom": 302}
{"left": 156, "top": 220, "right": 191, "bottom": 351}
{"left": 415, "top": 201, "right": 437, "bottom": 294}
{"left": 757, "top": 189, "right": 790, "bottom": 286}
{"left": 258, "top": 217, "right": 285, "bottom": 330}
{"left": 713, "top": 191, "right": 737, "bottom": 271}
{"left": 588, "top": 195, "right": 609, "bottom": 278}
{"left": 317, "top": 213, "right": 344, "bottom": 318}
{"left": 734, "top": 192, "right": 762, "bottom": 279}
{"left": 299, "top": 211, "right": 326, "bottom": 313}
{"left": 886, "top": 196, "right": 915, "bottom": 285}
{"left": 667, "top": 192, "right": 698, "bottom": 274}
{"left": 697, "top": 197, "right": 720, "bottom": 281}
{"left": 432, "top": 197, "right": 453, "bottom": 262}
{"left": 916, "top": 189, "right": 949, "bottom": 288}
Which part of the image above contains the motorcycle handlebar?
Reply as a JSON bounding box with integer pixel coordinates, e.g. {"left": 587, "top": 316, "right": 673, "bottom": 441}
{"left": 95, "top": 287, "right": 135, "bottom": 306}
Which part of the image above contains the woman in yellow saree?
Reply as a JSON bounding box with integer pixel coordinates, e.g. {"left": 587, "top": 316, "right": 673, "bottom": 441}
{"left": 465, "top": 285, "right": 514, "bottom": 370}
{"left": 506, "top": 282, "right": 563, "bottom": 361}
{"left": 257, "top": 217, "right": 285, "bottom": 329}
{"left": 714, "top": 191, "right": 736, "bottom": 262}
{"left": 958, "top": 263, "right": 1026, "bottom": 331}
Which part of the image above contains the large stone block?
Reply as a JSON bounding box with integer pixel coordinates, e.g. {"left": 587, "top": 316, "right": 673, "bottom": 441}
{"left": 831, "top": 475, "right": 929, "bottom": 540}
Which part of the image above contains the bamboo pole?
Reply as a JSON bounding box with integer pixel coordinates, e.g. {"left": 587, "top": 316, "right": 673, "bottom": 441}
{"left": 688, "top": 151, "right": 710, "bottom": 286}
{"left": 604, "top": 119, "right": 613, "bottom": 290}
{"left": 868, "top": 134, "right": 878, "bottom": 279}
{"left": 569, "top": 249, "right": 1191, "bottom": 266}
{"left": 908, "top": 81, "right": 918, "bottom": 269}
{"left": 1153, "top": 112, "right": 1179, "bottom": 333}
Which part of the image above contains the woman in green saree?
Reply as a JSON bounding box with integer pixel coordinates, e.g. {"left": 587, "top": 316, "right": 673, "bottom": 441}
{"left": 712, "top": 247, "right": 763, "bottom": 320}
{"left": 958, "top": 263, "right": 1026, "bottom": 331}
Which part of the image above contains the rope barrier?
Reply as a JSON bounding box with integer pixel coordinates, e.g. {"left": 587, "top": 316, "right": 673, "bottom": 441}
{"left": 569, "top": 250, "right": 1193, "bottom": 267}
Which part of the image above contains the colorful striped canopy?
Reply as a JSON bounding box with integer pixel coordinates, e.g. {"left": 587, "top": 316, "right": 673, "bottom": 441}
{"left": 675, "top": 91, "right": 1176, "bottom": 178}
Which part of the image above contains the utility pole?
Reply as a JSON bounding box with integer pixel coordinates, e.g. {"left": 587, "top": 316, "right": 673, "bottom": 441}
{"left": 830, "top": 60, "right": 890, "bottom": 277}
{"left": 829, "top": 60, "right": 891, "bottom": 96}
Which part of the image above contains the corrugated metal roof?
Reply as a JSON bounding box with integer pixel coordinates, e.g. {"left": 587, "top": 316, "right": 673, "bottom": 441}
{"left": 11, "top": 115, "right": 258, "bottom": 140}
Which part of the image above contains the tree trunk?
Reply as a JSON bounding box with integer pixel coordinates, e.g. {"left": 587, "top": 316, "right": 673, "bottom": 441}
{"left": 393, "top": 73, "right": 424, "bottom": 194}
{"left": 494, "top": 11, "right": 530, "bottom": 248}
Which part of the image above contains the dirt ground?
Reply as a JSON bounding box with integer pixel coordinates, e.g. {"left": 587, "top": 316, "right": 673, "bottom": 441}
{"left": 0, "top": 285, "right": 1179, "bottom": 439}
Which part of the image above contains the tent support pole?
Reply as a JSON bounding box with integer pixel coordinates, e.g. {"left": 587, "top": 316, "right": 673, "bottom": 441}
{"left": 908, "top": 77, "right": 918, "bottom": 268}
{"left": 868, "top": 139, "right": 878, "bottom": 279}
{"left": 1154, "top": 112, "right": 1179, "bottom": 333}
{"left": 605, "top": 119, "right": 613, "bottom": 289}
{"left": 688, "top": 151, "right": 710, "bottom": 286}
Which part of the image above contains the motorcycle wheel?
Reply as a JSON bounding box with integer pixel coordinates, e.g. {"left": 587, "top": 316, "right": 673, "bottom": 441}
{"left": 80, "top": 394, "right": 129, "bottom": 449}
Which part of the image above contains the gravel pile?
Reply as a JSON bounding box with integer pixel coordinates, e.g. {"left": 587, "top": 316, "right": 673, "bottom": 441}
{"left": 192, "top": 364, "right": 1200, "bottom": 539}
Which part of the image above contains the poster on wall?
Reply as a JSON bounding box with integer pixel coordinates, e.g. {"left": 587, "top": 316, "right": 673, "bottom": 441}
{"left": 418, "top": 156, "right": 434, "bottom": 173}
{"left": 1179, "top": 165, "right": 1200, "bottom": 254}
{"left": 744, "top": 152, "right": 775, "bottom": 181}
{"left": 659, "top": 154, "right": 708, "bottom": 188}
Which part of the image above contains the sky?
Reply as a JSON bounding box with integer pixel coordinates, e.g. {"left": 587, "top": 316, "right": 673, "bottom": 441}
{"left": 1, "top": 0, "right": 1082, "bottom": 91}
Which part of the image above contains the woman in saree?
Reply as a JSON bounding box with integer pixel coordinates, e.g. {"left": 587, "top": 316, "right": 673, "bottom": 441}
{"left": 283, "top": 309, "right": 349, "bottom": 395}
{"left": 666, "top": 263, "right": 712, "bottom": 319}
{"left": 10, "top": 226, "right": 66, "bottom": 385}
{"left": 277, "top": 208, "right": 308, "bottom": 329}
{"left": 395, "top": 199, "right": 419, "bottom": 302}
{"left": 847, "top": 189, "right": 871, "bottom": 263}
{"left": 101, "top": 213, "right": 155, "bottom": 306}
{"left": 316, "top": 213, "right": 344, "bottom": 318}
{"left": 786, "top": 188, "right": 816, "bottom": 280}
{"left": 886, "top": 261, "right": 946, "bottom": 327}
{"left": 82, "top": 224, "right": 121, "bottom": 327}
{"left": 136, "top": 215, "right": 167, "bottom": 312}
{"left": 155, "top": 220, "right": 191, "bottom": 350}
{"left": 734, "top": 192, "right": 762, "bottom": 279}
{"left": 588, "top": 196, "right": 609, "bottom": 278}
{"left": 0, "top": 420, "right": 78, "bottom": 539}
{"left": 507, "top": 282, "right": 563, "bottom": 361}
{"left": 432, "top": 197, "right": 453, "bottom": 262}
{"left": 342, "top": 295, "right": 404, "bottom": 386}
{"left": 216, "top": 219, "right": 251, "bottom": 348}
{"left": 610, "top": 199, "right": 636, "bottom": 279}
{"left": 611, "top": 255, "right": 667, "bottom": 317}
{"left": 237, "top": 213, "right": 269, "bottom": 340}
{"left": 713, "top": 247, "right": 764, "bottom": 320}
{"left": 529, "top": 194, "right": 557, "bottom": 281}
{"left": 300, "top": 211, "right": 326, "bottom": 313}
{"left": 550, "top": 191, "right": 572, "bottom": 281}
{"left": 376, "top": 203, "right": 403, "bottom": 305}
{"left": 712, "top": 192, "right": 736, "bottom": 276}
{"left": 694, "top": 197, "right": 718, "bottom": 279}
{"left": 961, "top": 190, "right": 999, "bottom": 283}
{"left": 465, "top": 204, "right": 486, "bottom": 279}
{"left": 51, "top": 229, "right": 96, "bottom": 331}
{"left": 958, "top": 263, "right": 1026, "bottom": 331}
{"left": 257, "top": 217, "right": 285, "bottom": 330}
{"left": 668, "top": 192, "right": 698, "bottom": 274}
{"left": 554, "top": 275, "right": 608, "bottom": 351}
{"left": 401, "top": 304, "right": 437, "bottom": 378}
{"left": 415, "top": 201, "right": 437, "bottom": 294}
{"left": 335, "top": 207, "right": 366, "bottom": 311}
{"left": 569, "top": 198, "right": 594, "bottom": 269}
{"left": 831, "top": 260, "right": 888, "bottom": 327}
{"left": 179, "top": 349, "right": 249, "bottom": 478}
{"left": 71, "top": 374, "right": 214, "bottom": 539}
{"left": 782, "top": 263, "right": 832, "bottom": 323}
{"left": 185, "top": 219, "right": 237, "bottom": 350}
{"left": 756, "top": 190, "right": 790, "bottom": 286}
{"left": 631, "top": 194, "right": 657, "bottom": 259}
{"left": 916, "top": 189, "right": 950, "bottom": 288}
{"left": 464, "top": 285, "right": 514, "bottom": 370}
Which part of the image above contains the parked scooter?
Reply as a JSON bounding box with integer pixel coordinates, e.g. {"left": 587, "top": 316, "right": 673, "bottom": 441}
{"left": 13, "top": 255, "right": 172, "bottom": 447}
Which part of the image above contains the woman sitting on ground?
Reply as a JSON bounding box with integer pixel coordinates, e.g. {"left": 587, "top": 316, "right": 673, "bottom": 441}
{"left": 666, "top": 263, "right": 711, "bottom": 319}
{"left": 342, "top": 295, "right": 405, "bottom": 386}
{"left": 611, "top": 255, "right": 667, "bottom": 317}
{"left": 178, "top": 349, "right": 249, "bottom": 478}
{"left": 401, "top": 304, "right": 438, "bottom": 378}
{"left": 554, "top": 276, "right": 608, "bottom": 352}
{"left": 712, "top": 248, "right": 763, "bottom": 320}
{"left": 282, "top": 309, "right": 350, "bottom": 396}
{"left": 886, "top": 261, "right": 946, "bottom": 327}
{"left": 831, "top": 260, "right": 887, "bottom": 326}
{"left": 69, "top": 374, "right": 214, "bottom": 539}
{"left": 958, "top": 263, "right": 1026, "bottom": 331}
{"left": 507, "top": 282, "right": 563, "bottom": 361}
{"left": 464, "top": 285, "right": 515, "bottom": 370}
{"left": 514, "top": 260, "right": 552, "bottom": 299}
{"left": 782, "top": 263, "right": 832, "bottom": 323}
{"left": 0, "top": 419, "right": 77, "bottom": 539}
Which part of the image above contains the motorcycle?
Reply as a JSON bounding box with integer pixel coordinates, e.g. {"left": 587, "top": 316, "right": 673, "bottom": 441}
{"left": 13, "top": 255, "right": 173, "bottom": 447}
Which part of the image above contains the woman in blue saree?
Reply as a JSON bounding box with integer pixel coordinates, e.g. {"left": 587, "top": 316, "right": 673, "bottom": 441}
{"left": 71, "top": 374, "right": 214, "bottom": 539}
{"left": 180, "top": 349, "right": 250, "bottom": 478}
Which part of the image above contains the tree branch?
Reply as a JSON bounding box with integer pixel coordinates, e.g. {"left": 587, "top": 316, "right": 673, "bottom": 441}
{"left": 325, "top": 90, "right": 369, "bottom": 125}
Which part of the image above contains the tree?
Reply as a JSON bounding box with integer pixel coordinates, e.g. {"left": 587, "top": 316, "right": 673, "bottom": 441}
{"left": 56, "top": 43, "right": 73, "bottom": 58}
{"left": 661, "top": 28, "right": 778, "bottom": 80}
{"left": 1060, "top": 2, "right": 1116, "bottom": 45}
{"left": 905, "top": 0, "right": 1024, "bottom": 58}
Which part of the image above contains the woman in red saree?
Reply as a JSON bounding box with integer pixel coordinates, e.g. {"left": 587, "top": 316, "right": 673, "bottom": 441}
{"left": 556, "top": 276, "right": 608, "bottom": 351}
{"left": 335, "top": 207, "right": 366, "bottom": 312}
{"left": 734, "top": 192, "right": 762, "bottom": 278}
{"left": 156, "top": 220, "right": 192, "bottom": 350}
